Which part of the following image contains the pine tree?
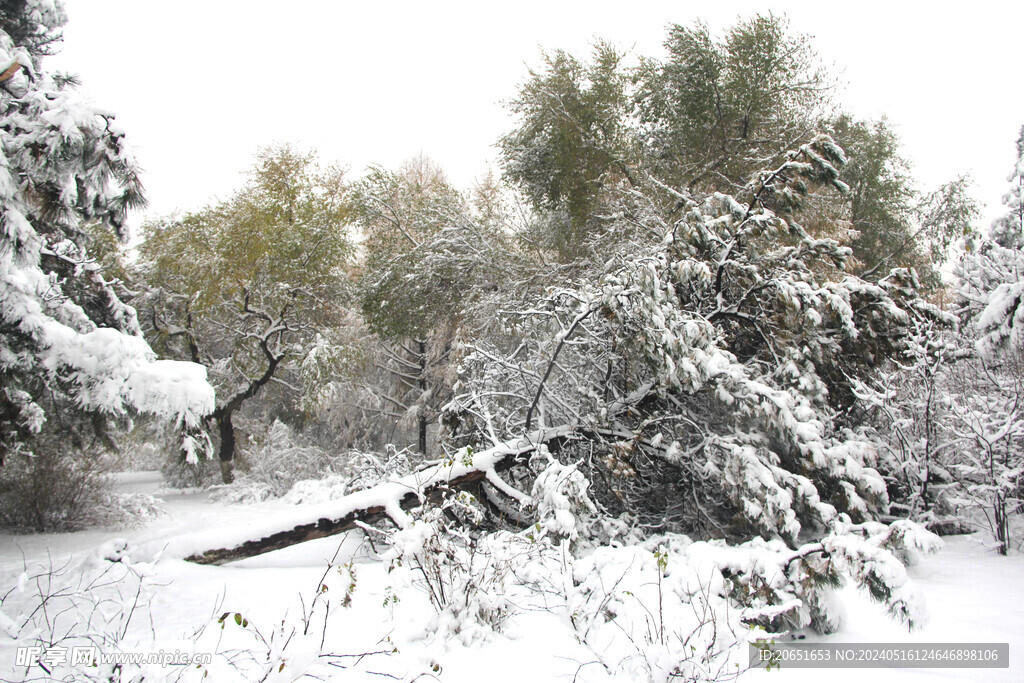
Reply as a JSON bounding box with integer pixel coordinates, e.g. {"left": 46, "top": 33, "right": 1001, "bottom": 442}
{"left": 991, "top": 125, "right": 1024, "bottom": 249}
{"left": 0, "top": 0, "right": 64, "bottom": 59}
{"left": 448, "top": 134, "right": 943, "bottom": 542}
{"left": 0, "top": 3, "right": 213, "bottom": 471}
{"left": 0, "top": 4, "right": 213, "bottom": 529}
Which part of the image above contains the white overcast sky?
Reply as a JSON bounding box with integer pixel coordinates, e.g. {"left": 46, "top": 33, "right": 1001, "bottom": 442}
{"left": 50, "top": 0, "right": 1023, "bottom": 233}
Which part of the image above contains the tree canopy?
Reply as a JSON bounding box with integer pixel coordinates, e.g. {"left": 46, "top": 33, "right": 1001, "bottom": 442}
{"left": 136, "top": 145, "right": 353, "bottom": 480}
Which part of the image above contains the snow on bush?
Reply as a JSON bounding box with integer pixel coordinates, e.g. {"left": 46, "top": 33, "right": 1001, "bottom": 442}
{"left": 207, "top": 420, "right": 341, "bottom": 503}
{"left": 84, "top": 491, "right": 165, "bottom": 528}
{"left": 386, "top": 494, "right": 522, "bottom": 645}
{"left": 530, "top": 447, "right": 598, "bottom": 543}
{"left": 282, "top": 445, "right": 415, "bottom": 505}
{"left": 206, "top": 424, "right": 421, "bottom": 505}
{"left": 0, "top": 537, "right": 402, "bottom": 682}
{"left": 0, "top": 445, "right": 112, "bottom": 532}
{"left": 0, "top": 539, "right": 165, "bottom": 682}
{"left": 571, "top": 540, "right": 752, "bottom": 682}
{"left": 568, "top": 519, "right": 941, "bottom": 681}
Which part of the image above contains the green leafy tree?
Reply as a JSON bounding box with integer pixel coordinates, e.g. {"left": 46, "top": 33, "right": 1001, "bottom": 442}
{"left": 357, "top": 155, "right": 467, "bottom": 339}
{"left": 635, "top": 14, "right": 830, "bottom": 192}
{"left": 137, "top": 145, "right": 353, "bottom": 483}
{"left": 498, "top": 42, "right": 633, "bottom": 259}
{"left": 500, "top": 15, "right": 832, "bottom": 261}
{"left": 827, "top": 115, "right": 978, "bottom": 285}
{"left": 827, "top": 116, "right": 918, "bottom": 275}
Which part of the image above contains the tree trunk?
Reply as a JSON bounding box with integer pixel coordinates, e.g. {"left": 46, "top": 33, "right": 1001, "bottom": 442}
{"left": 995, "top": 491, "right": 1009, "bottom": 556}
{"left": 418, "top": 339, "right": 428, "bottom": 456}
{"left": 210, "top": 323, "right": 286, "bottom": 485}
{"left": 218, "top": 409, "right": 236, "bottom": 484}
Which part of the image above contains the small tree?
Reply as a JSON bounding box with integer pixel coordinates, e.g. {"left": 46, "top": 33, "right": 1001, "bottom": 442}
{"left": 353, "top": 156, "right": 519, "bottom": 456}
{"left": 947, "top": 352, "right": 1024, "bottom": 555}
{"left": 136, "top": 145, "right": 353, "bottom": 483}
{"left": 955, "top": 229, "right": 1024, "bottom": 553}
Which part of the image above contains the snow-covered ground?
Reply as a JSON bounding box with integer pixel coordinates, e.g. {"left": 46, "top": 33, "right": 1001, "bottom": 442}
{"left": 1, "top": 471, "right": 1020, "bottom": 682}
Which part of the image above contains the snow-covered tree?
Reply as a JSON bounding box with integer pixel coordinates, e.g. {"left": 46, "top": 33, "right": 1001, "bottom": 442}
{"left": 957, "top": 126, "right": 1024, "bottom": 354}
{"left": 353, "top": 156, "right": 525, "bottom": 456}
{"left": 990, "top": 125, "right": 1024, "bottom": 249}
{"left": 136, "top": 145, "right": 352, "bottom": 483}
{"left": 855, "top": 315, "right": 965, "bottom": 528}
{"left": 448, "top": 134, "right": 942, "bottom": 545}
{"left": 0, "top": 0, "right": 64, "bottom": 58}
{"left": 0, "top": 2, "right": 213, "bottom": 474}
{"left": 952, "top": 228, "right": 1024, "bottom": 553}
{"left": 180, "top": 134, "right": 945, "bottom": 642}
{"left": 945, "top": 352, "right": 1024, "bottom": 555}
{"left": 963, "top": 239, "right": 1024, "bottom": 357}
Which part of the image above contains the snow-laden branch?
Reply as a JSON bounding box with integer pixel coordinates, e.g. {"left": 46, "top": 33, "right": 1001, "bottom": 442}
{"left": 176, "top": 425, "right": 576, "bottom": 564}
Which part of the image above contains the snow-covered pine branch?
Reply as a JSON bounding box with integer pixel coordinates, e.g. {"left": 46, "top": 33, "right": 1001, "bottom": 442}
{"left": 0, "top": 10, "right": 214, "bottom": 469}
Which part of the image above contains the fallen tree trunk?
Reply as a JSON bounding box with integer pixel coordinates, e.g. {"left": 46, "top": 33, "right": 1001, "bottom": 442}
{"left": 184, "top": 425, "right": 575, "bottom": 565}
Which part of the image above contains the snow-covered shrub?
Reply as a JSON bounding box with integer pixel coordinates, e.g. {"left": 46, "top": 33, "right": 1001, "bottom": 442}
{"left": 160, "top": 451, "right": 221, "bottom": 490}
{"left": 187, "top": 544, "right": 404, "bottom": 682}
{"left": 853, "top": 312, "right": 967, "bottom": 529}
{"left": 942, "top": 350, "right": 1024, "bottom": 554}
{"left": 345, "top": 444, "right": 415, "bottom": 493}
{"left": 529, "top": 448, "right": 599, "bottom": 544}
{"left": 880, "top": 240, "right": 1024, "bottom": 553}
{"left": 83, "top": 491, "right": 165, "bottom": 528}
{"left": 200, "top": 420, "right": 348, "bottom": 502}
{"left": 708, "top": 520, "right": 941, "bottom": 633}
{"left": 570, "top": 540, "right": 751, "bottom": 682}
{"left": 0, "top": 412, "right": 165, "bottom": 531}
{"left": 281, "top": 473, "right": 351, "bottom": 505}
{"left": 568, "top": 520, "right": 941, "bottom": 682}
{"left": 0, "top": 439, "right": 110, "bottom": 532}
{"left": 277, "top": 445, "right": 416, "bottom": 505}
{"left": 0, "top": 539, "right": 161, "bottom": 682}
{"left": 385, "top": 493, "right": 558, "bottom": 646}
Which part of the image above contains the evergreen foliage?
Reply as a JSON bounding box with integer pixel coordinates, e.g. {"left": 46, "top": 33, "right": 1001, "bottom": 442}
{"left": 990, "top": 125, "right": 1024, "bottom": 249}
{"left": 449, "top": 135, "right": 944, "bottom": 545}
{"left": 0, "top": 3, "right": 212, "bottom": 482}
